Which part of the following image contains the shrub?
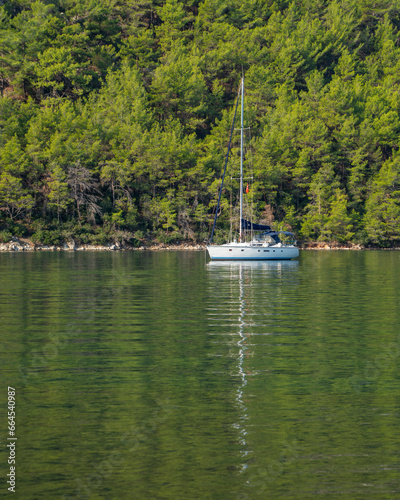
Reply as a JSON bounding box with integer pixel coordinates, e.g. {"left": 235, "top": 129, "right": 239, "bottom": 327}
{"left": 32, "top": 229, "right": 63, "bottom": 246}
{"left": 0, "top": 230, "right": 12, "bottom": 243}
{"left": 134, "top": 230, "right": 144, "bottom": 240}
{"left": 125, "top": 236, "right": 141, "bottom": 247}
{"left": 10, "top": 223, "right": 28, "bottom": 237}
{"left": 90, "top": 230, "right": 111, "bottom": 246}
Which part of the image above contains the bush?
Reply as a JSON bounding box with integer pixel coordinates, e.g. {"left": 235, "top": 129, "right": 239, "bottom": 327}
{"left": 76, "top": 233, "right": 92, "bottom": 244}
{"left": 63, "top": 223, "right": 95, "bottom": 245}
{"left": 31, "top": 230, "right": 44, "bottom": 245}
{"left": 154, "top": 230, "right": 186, "bottom": 245}
{"left": 10, "top": 223, "right": 28, "bottom": 237}
{"left": 125, "top": 236, "right": 141, "bottom": 247}
{"left": 197, "top": 231, "right": 209, "bottom": 243}
{"left": 32, "top": 229, "right": 63, "bottom": 246}
{"left": 213, "top": 228, "right": 231, "bottom": 244}
{"left": 134, "top": 230, "right": 144, "bottom": 240}
{"left": 90, "top": 230, "right": 111, "bottom": 246}
{"left": 0, "top": 230, "right": 12, "bottom": 243}
{"left": 165, "top": 231, "right": 185, "bottom": 244}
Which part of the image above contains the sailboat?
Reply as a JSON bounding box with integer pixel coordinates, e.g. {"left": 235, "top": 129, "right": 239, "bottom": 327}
{"left": 207, "top": 77, "right": 299, "bottom": 261}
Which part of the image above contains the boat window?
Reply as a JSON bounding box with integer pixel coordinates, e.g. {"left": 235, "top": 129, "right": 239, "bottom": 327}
{"left": 253, "top": 233, "right": 280, "bottom": 244}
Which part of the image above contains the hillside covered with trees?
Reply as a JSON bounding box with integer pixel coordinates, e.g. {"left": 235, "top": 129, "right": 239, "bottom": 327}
{"left": 1, "top": 0, "right": 400, "bottom": 247}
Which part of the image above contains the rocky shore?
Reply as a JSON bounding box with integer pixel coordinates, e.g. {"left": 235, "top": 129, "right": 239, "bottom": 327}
{"left": 1, "top": 237, "right": 400, "bottom": 252}
{"left": 1, "top": 237, "right": 399, "bottom": 252}
{"left": 300, "top": 242, "right": 366, "bottom": 250}
{"left": 300, "top": 243, "right": 400, "bottom": 250}
{"left": 0, "top": 237, "right": 206, "bottom": 252}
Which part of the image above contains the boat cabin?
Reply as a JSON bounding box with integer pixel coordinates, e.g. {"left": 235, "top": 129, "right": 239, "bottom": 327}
{"left": 250, "top": 230, "right": 297, "bottom": 247}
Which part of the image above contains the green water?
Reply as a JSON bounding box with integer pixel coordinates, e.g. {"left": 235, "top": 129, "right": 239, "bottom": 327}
{"left": 1, "top": 250, "right": 400, "bottom": 499}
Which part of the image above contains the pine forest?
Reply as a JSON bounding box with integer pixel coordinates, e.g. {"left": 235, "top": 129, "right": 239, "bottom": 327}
{"left": 1, "top": 0, "right": 400, "bottom": 247}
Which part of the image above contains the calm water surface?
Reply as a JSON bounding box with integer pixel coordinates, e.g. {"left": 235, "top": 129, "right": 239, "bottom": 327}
{"left": 1, "top": 250, "right": 400, "bottom": 499}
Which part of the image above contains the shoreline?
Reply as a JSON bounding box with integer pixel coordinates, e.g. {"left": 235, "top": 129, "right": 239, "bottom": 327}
{"left": 0, "top": 238, "right": 205, "bottom": 252}
{"left": 0, "top": 238, "right": 399, "bottom": 252}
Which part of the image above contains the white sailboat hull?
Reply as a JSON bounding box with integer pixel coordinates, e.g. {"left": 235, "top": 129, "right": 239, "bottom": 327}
{"left": 207, "top": 244, "right": 299, "bottom": 260}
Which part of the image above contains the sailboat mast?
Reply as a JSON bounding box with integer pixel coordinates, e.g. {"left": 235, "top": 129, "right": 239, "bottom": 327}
{"left": 239, "top": 76, "right": 244, "bottom": 242}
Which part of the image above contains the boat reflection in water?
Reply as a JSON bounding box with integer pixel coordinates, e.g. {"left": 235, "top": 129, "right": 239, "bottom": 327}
{"left": 207, "top": 260, "right": 300, "bottom": 270}
{"left": 206, "top": 260, "right": 300, "bottom": 487}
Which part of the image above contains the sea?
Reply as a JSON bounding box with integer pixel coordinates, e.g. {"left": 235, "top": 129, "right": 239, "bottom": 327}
{"left": 1, "top": 249, "right": 400, "bottom": 499}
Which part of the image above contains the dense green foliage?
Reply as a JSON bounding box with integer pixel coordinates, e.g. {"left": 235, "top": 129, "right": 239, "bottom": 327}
{"left": 1, "top": 0, "right": 400, "bottom": 246}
